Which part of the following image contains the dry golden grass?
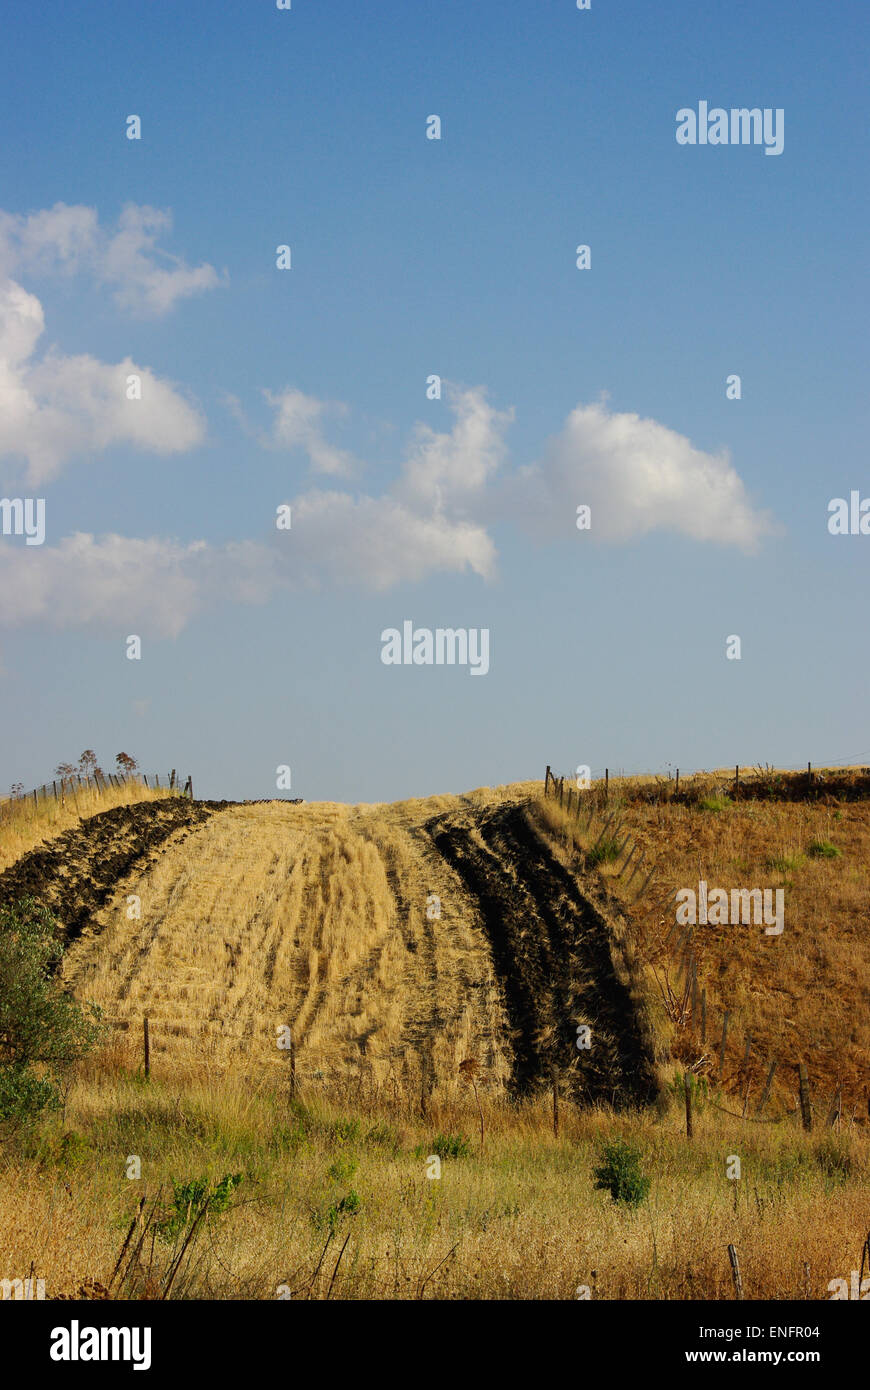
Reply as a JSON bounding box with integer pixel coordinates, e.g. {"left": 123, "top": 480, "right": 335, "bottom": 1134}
{"left": 537, "top": 783, "right": 870, "bottom": 1116}
{"left": 1, "top": 1062, "right": 867, "bottom": 1300}
{"left": 60, "top": 795, "right": 519, "bottom": 1097}
{"left": 2, "top": 771, "right": 869, "bottom": 1301}
{"left": 0, "top": 782, "right": 174, "bottom": 876}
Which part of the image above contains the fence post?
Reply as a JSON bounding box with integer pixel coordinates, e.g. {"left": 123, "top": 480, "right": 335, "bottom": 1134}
{"left": 718, "top": 1011, "right": 730, "bottom": 1075}
{"left": 604, "top": 768, "right": 609, "bottom": 803}
{"left": 545, "top": 765, "right": 551, "bottom": 796}
{"left": 675, "top": 768, "right": 680, "bottom": 795}
{"left": 727, "top": 1244, "right": 744, "bottom": 1300}
{"left": 826, "top": 1085, "right": 842, "bottom": 1129}
{"left": 755, "top": 1060, "right": 777, "bottom": 1116}
{"left": 798, "top": 1063, "right": 813, "bottom": 1132}
{"left": 143, "top": 1016, "right": 151, "bottom": 1081}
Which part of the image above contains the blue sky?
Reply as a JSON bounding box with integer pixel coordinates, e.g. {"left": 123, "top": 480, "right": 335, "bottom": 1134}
{"left": 0, "top": 0, "right": 868, "bottom": 802}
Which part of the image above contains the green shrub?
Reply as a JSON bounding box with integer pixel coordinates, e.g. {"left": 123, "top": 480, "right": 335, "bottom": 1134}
{"left": 327, "top": 1153, "right": 358, "bottom": 1184}
{"left": 0, "top": 897, "right": 104, "bottom": 1133}
{"left": 593, "top": 1139, "right": 650, "bottom": 1208}
{"left": 313, "top": 1189, "right": 362, "bottom": 1234}
{"left": 807, "top": 840, "right": 841, "bottom": 859}
{"left": 155, "top": 1171, "right": 243, "bottom": 1242}
{"left": 699, "top": 795, "right": 731, "bottom": 813}
{"left": 430, "top": 1133, "right": 472, "bottom": 1160}
{"left": 766, "top": 851, "right": 806, "bottom": 874}
{"left": 587, "top": 837, "right": 622, "bottom": 867}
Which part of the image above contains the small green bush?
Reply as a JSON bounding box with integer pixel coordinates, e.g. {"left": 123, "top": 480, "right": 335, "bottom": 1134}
{"left": 415, "top": 1133, "right": 471, "bottom": 1160}
{"left": 313, "top": 1189, "right": 362, "bottom": 1234}
{"left": 807, "top": 840, "right": 841, "bottom": 859}
{"left": 587, "top": 837, "right": 622, "bottom": 867}
{"left": 699, "top": 795, "right": 731, "bottom": 813}
{"left": 0, "top": 897, "right": 104, "bottom": 1134}
{"left": 766, "top": 851, "right": 806, "bottom": 874}
{"left": 155, "top": 1171, "right": 243, "bottom": 1242}
{"left": 593, "top": 1139, "right": 650, "bottom": 1208}
{"left": 327, "top": 1153, "right": 358, "bottom": 1184}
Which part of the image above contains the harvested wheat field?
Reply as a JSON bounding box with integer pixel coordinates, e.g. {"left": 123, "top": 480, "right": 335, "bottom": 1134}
{"left": 50, "top": 783, "right": 656, "bottom": 1108}
{"left": 1, "top": 774, "right": 868, "bottom": 1303}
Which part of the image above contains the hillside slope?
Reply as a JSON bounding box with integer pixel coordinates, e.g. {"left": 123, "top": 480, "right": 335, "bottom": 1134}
{"left": 39, "top": 787, "right": 656, "bottom": 1106}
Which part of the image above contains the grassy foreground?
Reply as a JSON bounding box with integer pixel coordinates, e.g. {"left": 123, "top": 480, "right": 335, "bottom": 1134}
{"left": 2, "top": 1056, "right": 867, "bottom": 1301}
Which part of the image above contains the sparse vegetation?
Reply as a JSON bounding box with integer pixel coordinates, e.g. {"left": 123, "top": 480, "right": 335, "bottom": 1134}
{"left": 808, "top": 839, "right": 841, "bottom": 859}
{"left": 0, "top": 770, "right": 867, "bottom": 1300}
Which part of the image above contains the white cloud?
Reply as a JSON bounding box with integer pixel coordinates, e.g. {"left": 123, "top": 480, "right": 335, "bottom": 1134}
{"left": 0, "top": 389, "right": 779, "bottom": 640}
{"left": 0, "top": 278, "right": 205, "bottom": 483}
{"left": 396, "top": 386, "right": 514, "bottom": 512}
{"left": 513, "top": 401, "right": 775, "bottom": 551}
{"left": 0, "top": 533, "right": 207, "bottom": 638}
{"left": 287, "top": 490, "right": 496, "bottom": 588}
{"left": 261, "top": 387, "right": 355, "bottom": 476}
{"left": 0, "top": 201, "right": 225, "bottom": 316}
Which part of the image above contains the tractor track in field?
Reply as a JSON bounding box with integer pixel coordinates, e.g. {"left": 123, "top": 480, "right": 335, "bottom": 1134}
{"left": 0, "top": 794, "right": 659, "bottom": 1107}
{"left": 427, "top": 801, "right": 658, "bottom": 1108}
{"left": 0, "top": 799, "right": 230, "bottom": 947}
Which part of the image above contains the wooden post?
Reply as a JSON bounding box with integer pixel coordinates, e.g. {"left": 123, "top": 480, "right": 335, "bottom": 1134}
{"left": 675, "top": 768, "right": 680, "bottom": 795}
{"left": 755, "top": 1060, "right": 777, "bottom": 1116}
{"left": 684, "top": 1072, "right": 693, "bottom": 1139}
{"left": 559, "top": 777, "right": 564, "bottom": 807}
{"left": 170, "top": 768, "right": 176, "bottom": 790}
{"left": 143, "top": 775, "right": 149, "bottom": 788}
{"left": 566, "top": 787, "right": 573, "bottom": 816}
{"left": 545, "top": 765, "right": 551, "bottom": 796}
{"left": 740, "top": 1035, "right": 753, "bottom": 1116}
{"left": 798, "top": 1063, "right": 813, "bottom": 1132}
{"left": 604, "top": 768, "right": 609, "bottom": 803}
{"left": 827, "top": 1086, "right": 842, "bottom": 1128}
{"left": 52, "top": 780, "right": 57, "bottom": 800}
{"left": 718, "top": 1011, "right": 730, "bottom": 1075}
{"left": 727, "top": 1244, "right": 744, "bottom": 1300}
{"left": 32, "top": 789, "right": 38, "bottom": 809}
{"left": 143, "top": 1016, "right": 151, "bottom": 1080}
{"left": 155, "top": 773, "right": 159, "bottom": 788}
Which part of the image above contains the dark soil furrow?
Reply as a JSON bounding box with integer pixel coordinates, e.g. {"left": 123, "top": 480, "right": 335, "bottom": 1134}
{"left": 0, "top": 799, "right": 229, "bottom": 945}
